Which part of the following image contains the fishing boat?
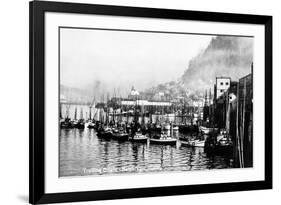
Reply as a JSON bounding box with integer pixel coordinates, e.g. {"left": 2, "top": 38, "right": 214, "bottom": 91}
{"left": 71, "top": 119, "right": 78, "bottom": 128}
{"left": 149, "top": 123, "right": 162, "bottom": 132}
{"left": 199, "top": 126, "right": 218, "bottom": 135}
{"left": 179, "top": 134, "right": 192, "bottom": 141}
{"left": 215, "top": 129, "right": 233, "bottom": 152}
{"left": 111, "top": 127, "right": 129, "bottom": 141}
{"left": 70, "top": 107, "right": 79, "bottom": 128}
{"left": 76, "top": 119, "right": 85, "bottom": 129}
{"left": 97, "top": 126, "right": 112, "bottom": 139}
{"left": 178, "top": 124, "right": 199, "bottom": 133}
{"left": 87, "top": 120, "right": 95, "bottom": 128}
{"left": 204, "top": 129, "right": 233, "bottom": 155}
{"left": 60, "top": 105, "right": 73, "bottom": 128}
{"left": 131, "top": 132, "right": 148, "bottom": 143}
{"left": 60, "top": 118, "right": 72, "bottom": 129}
{"left": 181, "top": 139, "right": 205, "bottom": 147}
{"left": 150, "top": 133, "right": 177, "bottom": 145}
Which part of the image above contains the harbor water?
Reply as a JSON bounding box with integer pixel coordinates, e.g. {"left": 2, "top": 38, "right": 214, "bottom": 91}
{"left": 59, "top": 128, "right": 234, "bottom": 177}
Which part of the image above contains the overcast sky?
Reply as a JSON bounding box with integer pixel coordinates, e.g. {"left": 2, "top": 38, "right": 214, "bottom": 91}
{"left": 60, "top": 28, "right": 213, "bottom": 97}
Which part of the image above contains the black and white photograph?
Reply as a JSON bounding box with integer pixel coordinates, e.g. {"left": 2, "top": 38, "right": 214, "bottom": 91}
{"left": 59, "top": 27, "right": 253, "bottom": 177}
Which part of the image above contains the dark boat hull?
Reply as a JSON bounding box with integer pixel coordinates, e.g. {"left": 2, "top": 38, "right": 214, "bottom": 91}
{"left": 60, "top": 123, "right": 73, "bottom": 129}
{"left": 131, "top": 138, "right": 148, "bottom": 143}
{"left": 204, "top": 143, "right": 233, "bottom": 155}
{"left": 76, "top": 124, "right": 85, "bottom": 129}
{"left": 87, "top": 124, "right": 95, "bottom": 129}
{"left": 149, "top": 138, "right": 177, "bottom": 145}
{"left": 97, "top": 131, "right": 112, "bottom": 139}
{"left": 112, "top": 133, "right": 129, "bottom": 141}
{"left": 178, "top": 125, "right": 199, "bottom": 133}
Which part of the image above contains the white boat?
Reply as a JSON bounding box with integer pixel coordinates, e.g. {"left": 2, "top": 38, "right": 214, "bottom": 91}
{"left": 199, "top": 126, "right": 218, "bottom": 134}
{"left": 87, "top": 121, "right": 95, "bottom": 128}
{"left": 131, "top": 132, "right": 148, "bottom": 142}
{"left": 150, "top": 134, "right": 177, "bottom": 145}
{"left": 181, "top": 139, "right": 205, "bottom": 147}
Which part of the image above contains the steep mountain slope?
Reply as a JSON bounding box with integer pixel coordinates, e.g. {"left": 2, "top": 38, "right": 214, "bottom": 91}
{"left": 181, "top": 36, "right": 253, "bottom": 92}
{"left": 145, "top": 36, "right": 253, "bottom": 99}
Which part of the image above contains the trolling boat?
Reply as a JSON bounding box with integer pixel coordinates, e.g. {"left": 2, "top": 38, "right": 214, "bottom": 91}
{"left": 178, "top": 123, "right": 199, "bottom": 133}
{"left": 75, "top": 108, "right": 85, "bottom": 129}
{"left": 111, "top": 127, "right": 129, "bottom": 141}
{"left": 96, "top": 103, "right": 113, "bottom": 139}
{"left": 97, "top": 125, "right": 112, "bottom": 139}
{"left": 204, "top": 129, "right": 233, "bottom": 155}
{"left": 149, "top": 123, "right": 162, "bottom": 133}
{"left": 60, "top": 105, "right": 73, "bottom": 128}
{"left": 131, "top": 126, "right": 148, "bottom": 142}
{"left": 215, "top": 129, "right": 233, "bottom": 151}
{"left": 199, "top": 126, "right": 218, "bottom": 135}
{"left": 181, "top": 138, "right": 205, "bottom": 147}
{"left": 87, "top": 104, "right": 95, "bottom": 128}
{"left": 131, "top": 132, "right": 148, "bottom": 143}
{"left": 70, "top": 107, "right": 78, "bottom": 128}
{"left": 150, "top": 121, "right": 177, "bottom": 145}
{"left": 60, "top": 117, "right": 72, "bottom": 129}
{"left": 150, "top": 123, "right": 177, "bottom": 145}
{"left": 87, "top": 120, "right": 95, "bottom": 128}
{"left": 179, "top": 133, "right": 197, "bottom": 142}
{"left": 150, "top": 132, "right": 177, "bottom": 145}
{"left": 76, "top": 119, "right": 85, "bottom": 129}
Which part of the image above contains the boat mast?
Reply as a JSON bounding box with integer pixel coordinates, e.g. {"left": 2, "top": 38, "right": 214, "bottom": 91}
{"left": 74, "top": 107, "right": 77, "bottom": 120}
{"left": 80, "top": 107, "right": 83, "bottom": 120}
{"left": 66, "top": 105, "right": 70, "bottom": 119}
{"left": 113, "top": 88, "right": 116, "bottom": 125}
{"left": 89, "top": 105, "right": 92, "bottom": 120}
{"left": 106, "top": 92, "right": 109, "bottom": 126}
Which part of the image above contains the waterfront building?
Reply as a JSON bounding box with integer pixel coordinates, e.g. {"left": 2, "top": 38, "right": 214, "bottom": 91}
{"left": 214, "top": 77, "right": 231, "bottom": 100}
{"left": 121, "top": 99, "right": 171, "bottom": 107}
{"left": 128, "top": 86, "right": 140, "bottom": 99}
{"left": 209, "top": 64, "right": 253, "bottom": 168}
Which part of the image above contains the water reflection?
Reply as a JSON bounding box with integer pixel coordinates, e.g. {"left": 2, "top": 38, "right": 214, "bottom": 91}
{"left": 59, "top": 129, "right": 233, "bottom": 177}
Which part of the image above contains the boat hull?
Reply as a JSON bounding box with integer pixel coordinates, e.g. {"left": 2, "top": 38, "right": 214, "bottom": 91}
{"left": 180, "top": 140, "right": 205, "bottom": 147}
{"left": 87, "top": 123, "right": 95, "bottom": 128}
{"left": 97, "top": 131, "right": 112, "bottom": 139}
{"left": 112, "top": 133, "right": 129, "bottom": 141}
{"left": 205, "top": 144, "right": 233, "bottom": 155}
{"left": 150, "top": 138, "right": 177, "bottom": 145}
{"left": 178, "top": 125, "right": 199, "bottom": 133}
{"left": 76, "top": 124, "right": 85, "bottom": 129}
{"left": 199, "top": 126, "right": 218, "bottom": 134}
{"left": 131, "top": 137, "right": 148, "bottom": 143}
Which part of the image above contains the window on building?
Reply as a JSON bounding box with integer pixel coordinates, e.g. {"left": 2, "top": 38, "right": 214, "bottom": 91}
{"left": 226, "top": 82, "right": 229, "bottom": 85}
{"left": 220, "top": 82, "right": 223, "bottom": 85}
{"left": 220, "top": 89, "right": 223, "bottom": 93}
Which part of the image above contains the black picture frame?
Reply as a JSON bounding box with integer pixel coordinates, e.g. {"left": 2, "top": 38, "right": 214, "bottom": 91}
{"left": 29, "top": 0, "right": 272, "bottom": 204}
